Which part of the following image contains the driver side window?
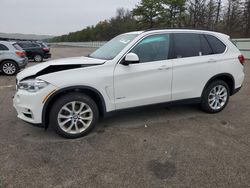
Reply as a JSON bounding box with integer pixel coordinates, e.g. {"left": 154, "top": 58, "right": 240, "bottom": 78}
{"left": 130, "top": 34, "right": 170, "bottom": 63}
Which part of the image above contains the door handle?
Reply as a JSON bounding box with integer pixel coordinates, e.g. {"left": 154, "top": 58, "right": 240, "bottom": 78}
{"left": 208, "top": 59, "right": 216, "bottom": 63}
{"left": 158, "top": 65, "right": 171, "bottom": 71}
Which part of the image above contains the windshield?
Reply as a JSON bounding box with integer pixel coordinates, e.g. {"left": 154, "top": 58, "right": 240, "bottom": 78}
{"left": 89, "top": 33, "right": 138, "bottom": 60}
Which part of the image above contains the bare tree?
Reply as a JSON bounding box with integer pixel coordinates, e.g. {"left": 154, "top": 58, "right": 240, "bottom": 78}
{"left": 215, "top": 0, "right": 222, "bottom": 24}
{"left": 187, "top": 0, "right": 207, "bottom": 28}
{"left": 206, "top": 0, "right": 217, "bottom": 29}
{"left": 243, "top": 0, "right": 250, "bottom": 36}
{"left": 225, "top": 0, "right": 245, "bottom": 37}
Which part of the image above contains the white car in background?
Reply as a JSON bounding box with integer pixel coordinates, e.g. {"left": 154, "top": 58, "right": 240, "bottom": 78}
{"left": 13, "top": 29, "right": 245, "bottom": 138}
{"left": 0, "top": 41, "right": 28, "bottom": 75}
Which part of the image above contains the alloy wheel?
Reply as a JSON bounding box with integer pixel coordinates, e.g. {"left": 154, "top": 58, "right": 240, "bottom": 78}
{"left": 208, "top": 85, "right": 228, "bottom": 110}
{"left": 34, "top": 55, "right": 42, "bottom": 62}
{"left": 2, "top": 63, "right": 16, "bottom": 75}
{"left": 57, "top": 101, "right": 93, "bottom": 134}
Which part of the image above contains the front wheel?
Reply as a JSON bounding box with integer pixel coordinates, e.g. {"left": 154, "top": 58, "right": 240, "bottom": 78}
{"left": 50, "top": 93, "right": 99, "bottom": 139}
{"left": 200, "top": 80, "right": 230, "bottom": 113}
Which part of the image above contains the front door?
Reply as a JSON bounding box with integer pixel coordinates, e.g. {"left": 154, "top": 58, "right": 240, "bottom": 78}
{"left": 114, "top": 34, "right": 173, "bottom": 110}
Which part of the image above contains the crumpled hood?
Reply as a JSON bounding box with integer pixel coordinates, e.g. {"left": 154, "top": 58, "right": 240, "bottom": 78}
{"left": 17, "top": 56, "right": 106, "bottom": 81}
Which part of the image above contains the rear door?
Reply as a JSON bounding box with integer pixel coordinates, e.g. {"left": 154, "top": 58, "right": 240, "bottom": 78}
{"left": 171, "top": 33, "right": 222, "bottom": 101}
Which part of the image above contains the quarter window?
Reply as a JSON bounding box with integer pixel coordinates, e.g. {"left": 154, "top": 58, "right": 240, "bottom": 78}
{"left": 172, "top": 33, "right": 201, "bottom": 58}
{"left": 0, "top": 44, "right": 9, "bottom": 51}
{"left": 200, "top": 35, "right": 213, "bottom": 55}
{"left": 205, "top": 35, "right": 226, "bottom": 54}
{"left": 130, "top": 34, "right": 170, "bottom": 63}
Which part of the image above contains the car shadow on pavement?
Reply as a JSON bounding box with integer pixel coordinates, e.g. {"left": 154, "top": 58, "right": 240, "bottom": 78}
{"left": 31, "top": 103, "right": 202, "bottom": 140}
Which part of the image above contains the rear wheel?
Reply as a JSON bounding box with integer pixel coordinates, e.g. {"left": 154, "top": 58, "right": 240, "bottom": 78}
{"left": 34, "top": 54, "right": 43, "bottom": 62}
{"left": 0, "top": 61, "right": 18, "bottom": 75}
{"left": 200, "top": 80, "right": 230, "bottom": 113}
{"left": 50, "top": 93, "right": 99, "bottom": 139}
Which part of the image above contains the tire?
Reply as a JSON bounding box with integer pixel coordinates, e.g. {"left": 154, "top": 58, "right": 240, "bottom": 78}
{"left": 34, "top": 54, "right": 43, "bottom": 62}
{"left": 50, "top": 93, "right": 99, "bottom": 139}
{"left": 0, "top": 61, "right": 18, "bottom": 76}
{"left": 200, "top": 80, "right": 230, "bottom": 113}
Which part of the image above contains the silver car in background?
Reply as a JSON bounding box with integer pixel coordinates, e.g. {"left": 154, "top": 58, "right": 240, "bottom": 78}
{"left": 0, "top": 41, "right": 28, "bottom": 75}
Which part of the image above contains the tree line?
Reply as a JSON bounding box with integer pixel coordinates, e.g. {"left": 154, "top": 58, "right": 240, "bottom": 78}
{"left": 50, "top": 0, "right": 250, "bottom": 42}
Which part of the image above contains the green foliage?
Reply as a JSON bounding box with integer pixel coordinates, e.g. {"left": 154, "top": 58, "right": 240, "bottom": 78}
{"left": 159, "top": 0, "right": 186, "bottom": 27}
{"left": 132, "top": 0, "right": 163, "bottom": 28}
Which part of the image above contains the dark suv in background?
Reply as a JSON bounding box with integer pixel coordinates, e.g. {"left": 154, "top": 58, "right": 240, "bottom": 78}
{"left": 17, "top": 41, "right": 51, "bottom": 62}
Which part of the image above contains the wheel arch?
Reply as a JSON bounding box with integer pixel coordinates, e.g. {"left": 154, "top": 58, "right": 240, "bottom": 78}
{"left": 42, "top": 86, "right": 107, "bottom": 129}
{"left": 202, "top": 73, "right": 235, "bottom": 96}
{"left": 0, "top": 59, "right": 19, "bottom": 67}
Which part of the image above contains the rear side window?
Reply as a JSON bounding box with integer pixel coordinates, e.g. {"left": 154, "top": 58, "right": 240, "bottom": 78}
{"left": 0, "top": 44, "right": 9, "bottom": 51}
{"left": 130, "top": 34, "right": 170, "bottom": 63}
{"left": 30, "top": 43, "right": 40, "bottom": 48}
{"left": 205, "top": 35, "right": 226, "bottom": 54}
{"left": 18, "top": 43, "right": 29, "bottom": 48}
{"left": 172, "top": 33, "right": 201, "bottom": 58}
{"left": 18, "top": 42, "right": 39, "bottom": 48}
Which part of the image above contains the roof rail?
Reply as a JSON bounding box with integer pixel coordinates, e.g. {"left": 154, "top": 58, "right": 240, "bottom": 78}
{"left": 143, "top": 27, "right": 216, "bottom": 32}
{"left": 0, "top": 37, "right": 37, "bottom": 41}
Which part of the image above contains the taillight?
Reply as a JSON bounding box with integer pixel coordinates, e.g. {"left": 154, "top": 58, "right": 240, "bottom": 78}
{"left": 16, "top": 51, "right": 26, "bottom": 58}
{"left": 238, "top": 55, "right": 245, "bottom": 65}
{"left": 43, "top": 48, "right": 49, "bottom": 52}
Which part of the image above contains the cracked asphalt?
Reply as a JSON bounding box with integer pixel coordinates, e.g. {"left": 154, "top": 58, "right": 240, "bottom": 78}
{"left": 0, "top": 46, "right": 249, "bottom": 188}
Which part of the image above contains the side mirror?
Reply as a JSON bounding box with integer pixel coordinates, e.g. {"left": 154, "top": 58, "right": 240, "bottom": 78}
{"left": 122, "top": 53, "right": 139, "bottom": 65}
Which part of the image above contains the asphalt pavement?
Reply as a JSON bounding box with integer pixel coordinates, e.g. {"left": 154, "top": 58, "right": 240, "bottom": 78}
{"left": 0, "top": 46, "right": 249, "bottom": 188}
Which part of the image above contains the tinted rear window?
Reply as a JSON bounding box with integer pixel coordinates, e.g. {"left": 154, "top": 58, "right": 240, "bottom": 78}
{"left": 13, "top": 43, "right": 23, "bottom": 50}
{"left": 172, "top": 33, "right": 201, "bottom": 58}
{"left": 18, "top": 42, "right": 40, "bottom": 48}
{"left": 205, "top": 35, "right": 226, "bottom": 54}
{"left": 0, "top": 44, "right": 9, "bottom": 51}
{"left": 30, "top": 43, "right": 40, "bottom": 48}
{"left": 39, "top": 43, "right": 48, "bottom": 48}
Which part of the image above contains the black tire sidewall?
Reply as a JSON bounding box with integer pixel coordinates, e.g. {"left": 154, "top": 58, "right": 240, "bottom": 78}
{"left": 50, "top": 93, "right": 99, "bottom": 139}
{"left": 0, "top": 61, "right": 18, "bottom": 75}
{"left": 201, "top": 80, "right": 230, "bottom": 113}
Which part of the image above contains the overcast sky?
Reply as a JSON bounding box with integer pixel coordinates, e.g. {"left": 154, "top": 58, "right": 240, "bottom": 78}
{"left": 0, "top": 0, "right": 141, "bottom": 36}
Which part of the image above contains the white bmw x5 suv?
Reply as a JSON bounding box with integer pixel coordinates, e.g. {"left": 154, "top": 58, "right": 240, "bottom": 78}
{"left": 13, "top": 29, "right": 245, "bottom": 138}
